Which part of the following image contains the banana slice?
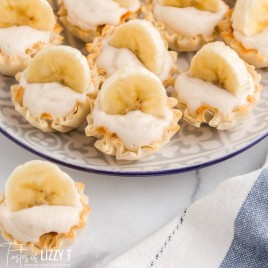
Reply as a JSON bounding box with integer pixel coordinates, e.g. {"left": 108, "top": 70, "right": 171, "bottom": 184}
{"left": 113, "top": 0, "right": 139, "bottom": 8}
{"left": 0, "top": 0, "right": 56, "bottom": 32}
{"left": 109, "top": 19, "right": 166, "bottom": 75}
{"left": 5, "top": 160, "right": 79, "bottom": 211}
{"left": 99, "top": 67, "right": 167, "bottom": 118}
{"left": 158, "top": 0, "right": 220, "bottom": 13}
{"left": 232, "top": 0, "right": 268, "bottom": 37}
{"left": 26, "top": 45, "right": 91, "bottom": 93}
{"left": 189, "top": 41, "right": 249, "bottom": 95}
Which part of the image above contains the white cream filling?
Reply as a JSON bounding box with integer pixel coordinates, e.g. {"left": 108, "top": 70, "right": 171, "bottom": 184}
{"left": 95, "top": 39, "right": 173, "bottom": 82}
{"left": 21, "top": 73, "right": 87, "bottom": 117}
{"left": 153, "top": 0, "right": 227, "bottom": 36}
{"left": 93, "top": 96, "right": 174, "bottom": 151}
{"left": 233, "top": 28, "right": 268, "bottom": 56}
{"left": 0, "top": 204, "right": 82, "bottom": 243}
{"left": 0, "top": 26, "right": 50, "bottom": 57}
{"left": 63, "top": 0, "right": 140, "bottom": 30}
{"left": 175, "top": 72, "right": 255, "bottom": 116}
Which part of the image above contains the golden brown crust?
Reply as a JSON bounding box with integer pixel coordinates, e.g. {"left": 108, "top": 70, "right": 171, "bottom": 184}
{"left": 219, "top": 10, "right": 268, "bottom": 68}
{"left": 57, "top": 0, "right": 141, "bottom": 43}
{"left": 0, "top": 24, "right": 63, "bottom": 77}
{"left": 0, "top": 182, "right": 90, "bottom": 256}
{"left": 176, "top": 64, "right": 263, "bottom": 130}
{"left": 85, "top": 98, "right": 182, "bottom": 160}
{"left": 142, "top": 0, "right": 228, "bottom": 52}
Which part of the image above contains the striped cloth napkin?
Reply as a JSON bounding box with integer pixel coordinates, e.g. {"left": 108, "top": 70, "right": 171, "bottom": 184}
{"left": 106, "top": 159, "right": 268, "bottom": 268}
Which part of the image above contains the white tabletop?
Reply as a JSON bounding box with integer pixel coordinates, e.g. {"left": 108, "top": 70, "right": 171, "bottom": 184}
{"left": 0, "top": 133, "right": 267, "bottom": 268}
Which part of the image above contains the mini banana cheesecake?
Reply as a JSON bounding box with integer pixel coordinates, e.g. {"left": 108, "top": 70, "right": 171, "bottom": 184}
{"left": 142, "top": 0, "right": 228, "bottom": 52}
{"left": 220, "top": 0, "right": 268, "bottom": 68}
{"left": 174, "top": 41, "right": 262, "bottom": 130}
{"left": 0, "top": 0, "right": 63, "bottom": 77}
{"left": 86, "top": 67, "right": 182, "bottom": 160}
{"left": 0, "top": 160, "right": 90, "bottom": 255}
{"left": 58, "top": 0, "right": 141, "bottom": 42}
{"left": 11, "top": 45, "right": 99, "bottom": 133}
{"left": 87, "top": 19, "right": 177, "bottom": 87}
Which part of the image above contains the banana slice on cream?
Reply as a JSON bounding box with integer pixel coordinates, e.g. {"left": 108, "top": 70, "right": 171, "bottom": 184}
{"left": 142, "top": 0, "right": 228, "bottom": 52}
{"left": 0, "top": 0, "right": 62, "bottom": 76}
{"left": 11, "top": 45, "right": 99, "bottom": 133}
{"left": 26, "top": 46, "right": 91, "bottom": 94}
{"left": 87, "top": 19, "right": 177, "bottom": 85}
{"left": 220, "top": 0, "right": 268, "bottom": 68}
{"left": 85, "top": 67, "right": 182, "bottom": 160}
{"left": 0, "top": 0, "right": 55, "bottom": 31}
{"left": 0, "top": 160, "right": 90, "bottom": 255}
{"left": 175, "top": 41, "right": 262, "bottom": 130}
{"left": 58, "top": 0, "right": 141, "bottom": 42}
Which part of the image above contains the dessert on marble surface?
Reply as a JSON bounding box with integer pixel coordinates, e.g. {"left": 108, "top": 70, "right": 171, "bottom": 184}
{"left": 11, "top": 45, "right": 99, "bottom": 133}
{"left": 0, "top": 160, "right": 90, "bottom": 255}
{"left": 174, "top": 41, "right": 262, "bottom": 130}
{"left": 142, "top": 0, "right": 228, "bottom": 52}
{"left": 58, "top": 0, "right": 141, "bottom": 42}
{"left": 220, "top": 0, "right": 268, "bottom": 68}
{"left": 0, "top": 0, "right": 62, "bottom": 77}
{"left": 87, "top": 19, "right": 177, "bottom": 87}
{"left": 85, "top": 67, "right": 182, "bottom": 160}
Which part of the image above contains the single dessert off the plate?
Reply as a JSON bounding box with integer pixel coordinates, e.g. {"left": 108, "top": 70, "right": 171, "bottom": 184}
{"left": 0, "top": 0, "right": 62, "bottom": 76}
{"left": 0, "top": 160, "right": 90, "bottom": 255}
{"left": 87, "top": 19, "right": 177, "bottom": 87}
{"left": 142, "top": 0, "right": 228, "bottom": 52}
{"left": 11, "top": 45, "right": 100, "bottom": 133}
{"left": 220, "top": 0, "right": 268, "bottom": 68}
{"left": 85, "top": 67, "right": 182, "bottom": 160}
{"left": 174, "top": 41, "right": 262, "bottom": 130}
{"left": 58, "top": 0, "right": 141, "bottom": 42}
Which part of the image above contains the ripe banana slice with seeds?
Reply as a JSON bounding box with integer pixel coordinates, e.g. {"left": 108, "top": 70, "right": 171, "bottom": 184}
{"left": 26, "top": 45, "right": 91, "bottom": 93}
{"left": 5, "top": 161, "right": 79, "bottom": 211}
{"left": 109, "top": 20, "right": 167, "bottom": 75}
{"left": 232, "top": 0, "right": 268, "bottom": 37}
{"left": 159, "top": 0, "right": 220, "bottom": 12}
{"left": 99, "top": 67, "right": 167, "bottom": 118}
{"left": 189, "top": 41, "right": 250, "bottom": 95}
{"left": 0, "top": 0, "right": 56, "bottom": 31}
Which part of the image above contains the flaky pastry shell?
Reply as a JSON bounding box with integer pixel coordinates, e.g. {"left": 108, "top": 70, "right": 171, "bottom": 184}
{"left": 176, "top": 64, "right": 262, "bottom": 130}
{"left": 85, "top": 98, "right": 182, "bottom": 161}
{"left": 0, "top": 182, "right": 90, "bottom": 256}
{"left": 11, "top": 64, "right": 100, "bottom": 133}
{"left": 0, "top": 24, "right": 63, "bottom": 77}
{"left": 220, "top": 10, "right": 268, "bottom": 68}
{"left": 86, "top": 25, "right": 178, "bottom": 88}
{"left": 142, "top": 0, "right": 228, "bottom": 52}
{"left": 58, "top": 0, "right": 142, "bottom": 43}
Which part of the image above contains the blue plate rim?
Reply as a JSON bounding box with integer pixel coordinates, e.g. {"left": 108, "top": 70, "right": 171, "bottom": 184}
{"left": 1, "top": 126, "right": 267, "bottom": 177}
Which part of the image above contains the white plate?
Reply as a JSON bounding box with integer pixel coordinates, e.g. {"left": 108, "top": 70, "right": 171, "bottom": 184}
{"left": 1, "top": 71, "right": 267, "bottom": 175}
{"left": 0, "top": 33, "right": 267, "bottom": 176}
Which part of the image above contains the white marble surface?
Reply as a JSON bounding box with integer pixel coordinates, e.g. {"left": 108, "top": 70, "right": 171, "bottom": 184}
{"left": 0, "top": 133, "right": 267, "bottom": 268}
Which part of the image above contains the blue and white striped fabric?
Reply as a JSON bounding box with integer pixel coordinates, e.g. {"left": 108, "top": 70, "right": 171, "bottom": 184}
{"left": 107, "top": 162, "right": 268, "bottom": 268}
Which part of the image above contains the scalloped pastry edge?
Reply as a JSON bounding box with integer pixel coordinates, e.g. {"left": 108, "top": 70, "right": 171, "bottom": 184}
{"left": 0, "top": 24, "right": 63, "bottom": 77}
{"left": 85, "top": 98, "right": 182, "bottom": 161}
{"left": 57, "top": 0, "right": 142, "bottom": 43}
{"left": 176, "top": 63, "right": 263, "bottom": 130}
{"left": 141, "top": 0, "right": 229, "bottom": 52}
{"left": 86, "top": 24, "right": 178, "bottom": 88}
{"left": 219, "top": 9, "right": 268, "bottom": 68}
{"left": 0, "top": 182, "right": 90, "bottom": 256}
